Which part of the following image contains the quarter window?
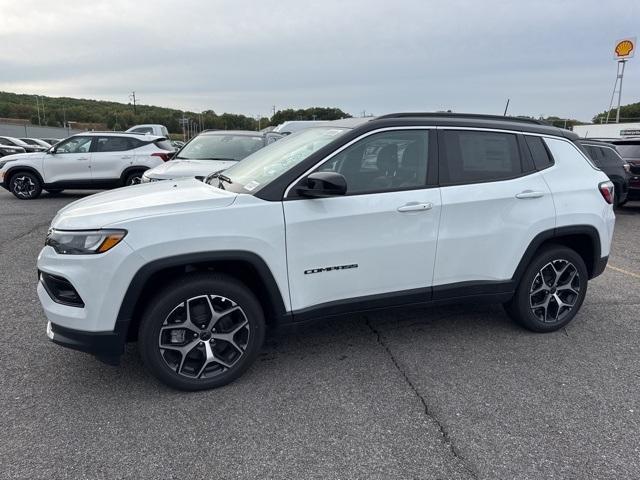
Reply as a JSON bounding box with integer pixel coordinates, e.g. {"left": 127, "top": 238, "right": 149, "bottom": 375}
{"left": 315, "top": 130, "right": 429, "bottom": 194}
{"left": 441, "top": 130, "right": 522, "bottom": 184}
{"left": 525, "top": 135, "right": 554, "bottom": 170}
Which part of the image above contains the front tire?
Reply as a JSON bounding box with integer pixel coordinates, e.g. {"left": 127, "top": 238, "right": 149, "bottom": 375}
{"left": 138, "top": 273, "right": 265, "bottom": 391}
{"left": 9, "top": 172, "right": 42, "bottom": 199}
{"left": 504, "top": 245, "right": 588, "bottom": 332}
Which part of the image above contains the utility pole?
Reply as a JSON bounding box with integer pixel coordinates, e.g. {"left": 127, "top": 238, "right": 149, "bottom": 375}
{"left": 41, "top": 97, "right": 46, "bottom": 125}
{"left": 272, "top": 105, "right": 276, "bottom": 116}
{"left": 130, "top": 91, "right": 137, "bottom": 114}
{"left": 35, "top": 96, "right": 41, "bottom": 126}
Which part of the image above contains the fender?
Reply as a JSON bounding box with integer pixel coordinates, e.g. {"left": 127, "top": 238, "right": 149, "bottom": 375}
{"left": 512, "top": 225, "right": 603, "bottom": 283}
{"left": 114, "top": 251, "right": 290, "bottom": 339}
{"left": 3, "top": 165, "right": 45, "bottom": 187}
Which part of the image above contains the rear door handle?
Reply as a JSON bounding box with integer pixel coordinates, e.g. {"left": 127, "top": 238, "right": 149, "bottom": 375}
{"left": 397, "top": 202, "right": 433, "bottom": 212}
{"left": 121, "top": 155, "right": 133, "bottom": 160}
{"left": 515, "top": 190, "right": 544, "bottom": 199}
{"left": 77, "top": 157, "right": 89, "bottom": 161}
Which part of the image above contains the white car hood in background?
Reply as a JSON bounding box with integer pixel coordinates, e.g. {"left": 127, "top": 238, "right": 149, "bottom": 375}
{"left": 146, "top": 159, "right": 238, "bottom": 180}
{"left": 52, "top": 179, "right": 237, "bottom": 230}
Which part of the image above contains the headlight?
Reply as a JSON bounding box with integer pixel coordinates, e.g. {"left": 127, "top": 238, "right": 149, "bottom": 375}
{"left": 45, "top": 229, "right": 127, "bottom": 254}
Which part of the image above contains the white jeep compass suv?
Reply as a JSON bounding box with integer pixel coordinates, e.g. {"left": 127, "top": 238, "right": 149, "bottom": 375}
{"left": 37, "top": 113, "right": 615, "bottom": 390}
{"left": 0, "top": 132, "right": 174, "bottom": 199}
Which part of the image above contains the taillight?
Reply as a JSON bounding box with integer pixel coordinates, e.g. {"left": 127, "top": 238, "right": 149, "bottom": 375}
{"left": 623, "top": 163, "right": 631, "bottom": 173}
{"left": 151, "top": 152, "right": 171, "bottom": 162}
{"left": 599, "top": 180, "right": 614, "bottom": 204}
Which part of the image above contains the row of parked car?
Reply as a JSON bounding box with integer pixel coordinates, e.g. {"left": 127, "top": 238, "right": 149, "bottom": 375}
{"left": 0, "top": 125, "right": 285, "bottom": 199}
{"left": 0, "top": 136, "right": 62, "bottom": 157}
{"left": 0, "top": 121, "right": 638, "bottom": 205}
{"left": 576, "top": 137, "right": 640, "bottom": 206}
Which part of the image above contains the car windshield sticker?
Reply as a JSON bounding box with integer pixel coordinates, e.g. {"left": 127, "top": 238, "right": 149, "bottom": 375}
{"left": 244, "top": 180, "right": 260, "bottom": 191}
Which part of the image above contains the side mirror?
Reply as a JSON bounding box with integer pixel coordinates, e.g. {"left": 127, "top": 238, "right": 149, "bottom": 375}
{"left": 47, "top": 146, "right": 56, "bottom": 154}
{"left": 296, "top": 171, "right": 347, "bottom": 198}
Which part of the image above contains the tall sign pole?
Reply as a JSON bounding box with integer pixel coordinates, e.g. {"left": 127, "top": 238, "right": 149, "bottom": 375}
{"left": 606, "top": 37, "right": 635, "bottom": 124}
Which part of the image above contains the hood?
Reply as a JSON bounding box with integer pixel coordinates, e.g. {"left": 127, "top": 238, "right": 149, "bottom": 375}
{"left": 145, "top": 159, "right": 238, "bottom": 180}
{"left": 52, "top": 178, "right": 237, "bottom": 230}
{"left": 0, "top": 152, "right": 46, "bottom": 164}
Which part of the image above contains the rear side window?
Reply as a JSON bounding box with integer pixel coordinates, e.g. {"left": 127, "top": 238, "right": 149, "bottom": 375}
{"left": 131, "top": 127, "right": 153, "bottom": 134}
{"left": 525, "top": 136, "right": 554, "bottom": 170}
{"left": 94, "top": 136, "right": 138, "bottom": 152}
{"left": 601, "top": 147, "right": 623, "bottom": 164}
{"left": 153, "top": 139, "right": 174, "bottom": 151}
{"left": 441, "top": 130, "right": 522, "bottom": 184}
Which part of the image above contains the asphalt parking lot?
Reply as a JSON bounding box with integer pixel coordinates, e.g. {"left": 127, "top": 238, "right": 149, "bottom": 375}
{"left": 1, "top": 189, "right": 639, "bottom": 480}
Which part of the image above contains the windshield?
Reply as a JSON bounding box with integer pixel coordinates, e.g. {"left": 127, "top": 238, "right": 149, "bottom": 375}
{"left": 209, "top": 127, "right": 349, "bottom": 192}
{"left": 614, "top": 142, "right": 640, "bottom": 159}
{"left": 177, "top": 134, "right": 265, "bottom": 161}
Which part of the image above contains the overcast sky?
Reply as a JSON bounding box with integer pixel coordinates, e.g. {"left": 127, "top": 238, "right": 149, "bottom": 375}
{"left": 1, "top": 0, "right": 638, "bottom": 121}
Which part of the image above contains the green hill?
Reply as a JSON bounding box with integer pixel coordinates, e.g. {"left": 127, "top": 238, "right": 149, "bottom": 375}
{"left": 0, "top": 91, "right": 352, "bottom": 133}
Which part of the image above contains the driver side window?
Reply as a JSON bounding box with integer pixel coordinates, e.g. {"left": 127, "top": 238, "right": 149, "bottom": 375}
{"left": 316, "top": 130, "right": 430, "bottom": 195}
{"left": 56, "top": 137, "right": 93, "bottom": 154}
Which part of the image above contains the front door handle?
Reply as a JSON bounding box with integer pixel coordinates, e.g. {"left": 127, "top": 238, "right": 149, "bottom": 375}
{"left": 397, "top": 202, "right": 433, "bottom": 212}
{"left": 515, "top": 190, "right": 544, "bottom": 199}
{"left": 77, "top": 157, "right": 89, "bottom": 161}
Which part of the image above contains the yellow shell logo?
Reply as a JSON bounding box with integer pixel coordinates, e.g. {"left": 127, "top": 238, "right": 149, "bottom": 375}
{"left": 615, "top": 40, "right": 634, "bottom": 57}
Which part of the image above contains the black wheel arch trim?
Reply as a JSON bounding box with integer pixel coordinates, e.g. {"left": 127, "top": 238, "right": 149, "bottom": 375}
{"left": 115, "top": 250, "right": 290, "bottom": 340}
{"left": 3, "top": 165, "right": 45, "bottom": 186}
{"left": 512, "top": 225, "right": 605, "bottom": 282}
{"left": 121, "top": 166, "right": 149, "bottom": 183}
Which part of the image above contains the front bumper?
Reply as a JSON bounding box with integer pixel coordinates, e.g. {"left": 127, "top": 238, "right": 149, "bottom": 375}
{"left": 47, "top": 321, "right": 125, "bottom": 364}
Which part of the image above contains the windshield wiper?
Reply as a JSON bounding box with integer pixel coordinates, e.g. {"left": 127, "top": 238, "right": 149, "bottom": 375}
{"left": 204, "top": 170, "right": 233, "bottom": 189}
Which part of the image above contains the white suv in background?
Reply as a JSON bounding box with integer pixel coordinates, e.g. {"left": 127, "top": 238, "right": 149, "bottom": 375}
{"left": 38, "top": 113, "right": 615, "bottom": 390}
{"left": 0, "top": 132, "right": 174, "bottom": 199}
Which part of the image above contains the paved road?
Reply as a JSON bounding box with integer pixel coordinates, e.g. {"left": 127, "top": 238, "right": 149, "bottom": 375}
{"left": 1, "top": 189, "right": 639, "bottom": 479}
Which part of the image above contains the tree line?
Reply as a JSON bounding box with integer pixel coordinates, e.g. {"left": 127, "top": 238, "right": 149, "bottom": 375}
{"left": 0, "top": 91, "right": 350, "bottom": 133}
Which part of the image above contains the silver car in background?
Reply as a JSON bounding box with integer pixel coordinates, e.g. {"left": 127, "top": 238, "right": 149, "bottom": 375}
{"left": 141, "top": 130, "right": 283, "bottom": 182}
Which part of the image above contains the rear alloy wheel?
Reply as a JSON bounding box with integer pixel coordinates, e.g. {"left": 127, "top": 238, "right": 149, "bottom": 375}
{"left": 10, "top": 172, "right": 42, "bottom": 199}
{"left": 124, "top": 172, "right": 144, "bottom": 186}
{"left": 138, "top": 273, "right": 265, "bottom": 390}
{"left": 504, "top": 245, "right": 588, "bottom": 332}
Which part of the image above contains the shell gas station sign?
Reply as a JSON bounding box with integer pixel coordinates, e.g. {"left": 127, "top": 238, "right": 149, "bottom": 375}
{"left": 614, "top": 37, "right": 636, "bottom": 60}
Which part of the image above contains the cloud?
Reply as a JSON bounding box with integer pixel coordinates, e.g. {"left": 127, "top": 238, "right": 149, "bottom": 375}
{"left": 0, "top": 0, "right": 638, "bottom": 121}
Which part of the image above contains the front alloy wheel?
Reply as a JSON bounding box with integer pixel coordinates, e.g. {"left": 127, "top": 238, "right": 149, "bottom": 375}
{"left": 139, "top": 273, "right": 265, "bottom": 390}
{"left": 159, "top": 295, "right": 250, "bottom": 379}
{"left": 10, "top": 172, "right": 42, "bottom": 199}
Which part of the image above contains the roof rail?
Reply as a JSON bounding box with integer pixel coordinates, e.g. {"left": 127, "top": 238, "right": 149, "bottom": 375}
{"left": 376, "top": 112, "right": 549, "bottom": 126}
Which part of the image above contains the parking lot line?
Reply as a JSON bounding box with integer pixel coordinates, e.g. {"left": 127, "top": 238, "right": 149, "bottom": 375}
{"left": 607, "top": 264, "right": 640, "bottom": 280}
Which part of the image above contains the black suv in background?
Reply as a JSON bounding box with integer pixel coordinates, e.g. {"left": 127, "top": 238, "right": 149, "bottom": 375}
{"left": 578, "top": 139, "right": 631, "bottom": 206}
{"left": 607, "top": 138, "right": 640, "bottom": 202}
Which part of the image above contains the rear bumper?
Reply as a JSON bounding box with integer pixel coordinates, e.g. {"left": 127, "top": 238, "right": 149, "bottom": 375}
{"left": 591, "top": 255, "right": 609, "bottom": 279}
{"left": 47, "top": 321, "right": 125, "bottom": 365}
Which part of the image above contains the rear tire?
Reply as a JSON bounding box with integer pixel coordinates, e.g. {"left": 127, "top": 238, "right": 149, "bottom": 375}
{"left": 504, "top": 245, "right": 588, "bottom": 332}
{"left": 124, "top": 171, "right": 144, "bottom": 186}
{"left": 9, "top": 171, "right": 42, "bottom": 199}
{"left": 138, "top": 273, "right": 265, "bottom": 391}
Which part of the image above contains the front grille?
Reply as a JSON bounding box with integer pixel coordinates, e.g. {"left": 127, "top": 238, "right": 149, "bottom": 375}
{"left": 40, "top": 272, "right": 84, "bottom": 307}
